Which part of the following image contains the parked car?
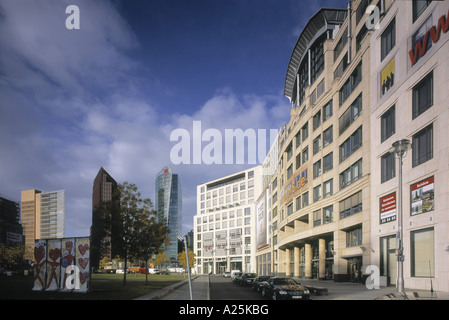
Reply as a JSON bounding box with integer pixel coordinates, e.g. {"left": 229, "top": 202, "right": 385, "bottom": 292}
{"left": 223, "top": 271, "right": 231, "bottom": 278}
{"left": 261, "top": 277, "right": 310, "bottom": 300}
{"left": 252, "top": 275, "right": 271, "bottom": 292}
{"left": 238, "top": 273, "right": 257, "bottom": 286}
{"left": 232, "top": 272, "right": 242, "bottom": 283}
{"left": 230, "top": 270, "right": 241, "bottom": 279}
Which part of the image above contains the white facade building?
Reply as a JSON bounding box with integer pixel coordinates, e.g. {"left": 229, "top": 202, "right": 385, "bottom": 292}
{"left": 194, "top": 166, "right": 263, "bottom": 274}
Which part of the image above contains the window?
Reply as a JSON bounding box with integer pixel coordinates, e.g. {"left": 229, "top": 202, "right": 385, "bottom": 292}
{"left": 411, "top": 227, "right": 434, "bottom": 277}
{"left": 313, "top": 210, "right": 322, "bottom": 227}
{"left": 296, "top": 153, "right": 301, "bottom": 170}
{"left": 356, "top": 23, "right": 368, "bottom": 52}
{"left": 413, "top": 71, "right": 433, "bottom": 119}
{"left": 313, "top": 110, "right": 321, "bottom": 131}
{"left": 302, "top": 191, "right": 309, "bottom": 208}
{"left": 413, "top": 0, "right": 432, "bottom": 23}
{"left": 287, "top": 164, "right": 293, "bottom": 180}
{"left": 339, "top": 190, "right": 362, "bottom": 219}
{"left": 313, "top": 185, "right": 322, "bottom": 202}
{"left": 412, "top": 123, "right": 433, "bottom": 167}
{"left": 302, "top": 147, "right": 309, "bottom": 164}
{"left": 310, "top": 35, "right": 325, "bottom": 83}
{"left": 323, "top": 152, "right": 333, "bottom": 173}
{"left": 302, "top": 122, "right": 309, "bottom": 141}
{"left": 323, "top": 126, "right": 333, "bottom": 147}
{"left": 410, "top": 16, "right": 433, "bottom": 65}
{"left": 295, "top": 130, "right": 301, "bottom": 148}
{"left": 381, "top": 105, "right": 395, "bottom": 142}
{"left": 323, "top": 100, "right": 333, "bottom": 122}
{"left": 334, "top": 28, "right": 348, "bottom": 61}
{"left": 339, "top": 94, "right": 362, "bottom": 135}
{"left": 323, "top": 179, "right": 333, "bottom": 198}
{"left": 287, "top": 203, "right": 293, "bottom": 216}
{"left": 381, "top": 152, "right": 395, "bottom": 183}
{"left": 313, "top": 135, "right": 322, "bottom": 155}
{"left": 313, "top": 160, "right": 321, "bottom": 179}
{"left": 286, "top": 143, "right": 293, "bottom": 161}
{"left": 323, "top": 205, "right": 333, "bottom": 224}
{"left": 381, "top": 18, "right": 395, "bottom": 61}
{"left": 346, "top": 226, "right": 363, "bottom": 247}
{"left": 339, "top": 126, "right": 363, "bottom": 162}
{"left": 340, "top": 158, "right": 363, "bottom": 190}
{"left": 339, "top": 62, "right": 362, "bottom": 106}
{"left": 295, "top": 196, "right": 301, "bottom": 211}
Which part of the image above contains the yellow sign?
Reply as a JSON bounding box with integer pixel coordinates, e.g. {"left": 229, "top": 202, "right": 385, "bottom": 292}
{"left": 381, "top": 57, "right": 395, "bottom": 95}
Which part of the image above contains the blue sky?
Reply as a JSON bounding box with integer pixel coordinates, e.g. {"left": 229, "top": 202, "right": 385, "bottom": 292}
{"left": 0, "top": 0, "right": 346, "bottom": 237}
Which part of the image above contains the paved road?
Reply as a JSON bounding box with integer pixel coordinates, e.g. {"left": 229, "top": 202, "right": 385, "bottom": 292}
{"left": 209, "top": 275, "right": 269, "bottom": 300}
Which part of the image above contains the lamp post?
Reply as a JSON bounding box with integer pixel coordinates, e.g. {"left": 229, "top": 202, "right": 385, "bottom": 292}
{"left": 390, "top": 139, "right": 412, "bottom": 296}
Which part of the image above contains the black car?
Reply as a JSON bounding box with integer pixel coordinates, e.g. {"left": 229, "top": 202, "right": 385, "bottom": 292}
{"left": 252, "top": 275, "right": 271, "bottom": 292}
{"left": 238, "top": 273, "right": 257, "bottom": 286}
{"left": 261, "top": 277, "right": 310, "bottom": 300}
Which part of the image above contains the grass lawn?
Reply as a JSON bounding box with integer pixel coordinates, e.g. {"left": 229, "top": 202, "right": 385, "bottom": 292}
{"left": 0, "top": 273, "right": 187, "bottom": 300}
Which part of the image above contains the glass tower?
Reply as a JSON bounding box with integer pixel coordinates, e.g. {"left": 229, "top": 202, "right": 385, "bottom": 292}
{"left": 155, "top": 166, "right": 182, "bottom": 265}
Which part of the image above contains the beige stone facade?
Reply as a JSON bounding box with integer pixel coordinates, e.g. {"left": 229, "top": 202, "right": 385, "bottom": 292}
{"left": 369, "top": 0, "right": 449, "bottom": 292}
{"left": 271, "top": 3, "right": 373, "bottom": 282}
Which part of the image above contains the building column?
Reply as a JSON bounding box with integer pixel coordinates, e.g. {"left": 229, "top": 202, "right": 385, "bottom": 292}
{"left": 294, "top": 246, "right": 300, "bottom": 278}
{"left": 285, "top": 248, "right": 291, "bottom": 276}
{"left": 319, "top": 238, "right": 326, "bottom": 280}
{"left": 305, "top": 243, "right": 312, "bottom": 279}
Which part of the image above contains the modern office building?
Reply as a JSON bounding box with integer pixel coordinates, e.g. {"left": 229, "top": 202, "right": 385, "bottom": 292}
{"left": 194, "top": 166, "right": 263, "bottom": 274}
{"left": 91, "top": 167, "right": 119, "bottom": 269}
{"left": 369, "top": 0, "right": 449, "bottom": 292}
{"left": 155, "top": 166, "right": 182, "bottom": 265}
{"left": 0, "top": 194, "right": 23, "bottom": 246}
{"left": 21, "top": 189, "right": 65, "bottom": 252}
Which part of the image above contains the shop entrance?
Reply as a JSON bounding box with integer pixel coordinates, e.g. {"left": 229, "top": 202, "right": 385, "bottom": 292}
{"left": 380, "top": 235, "right": 397, "bottom": 286}
{"left": 347, "top": 257, "right": 362, "bottom": 283}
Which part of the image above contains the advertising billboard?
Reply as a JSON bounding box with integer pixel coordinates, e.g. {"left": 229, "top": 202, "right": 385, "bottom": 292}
{"left": 256, "top": 187, "right": 269, "bottom": 250}
{"left": 380, "top": 192, "right": 396, "bottom": 224}
{"left": 411, "top": 176, "right": 435, "bottom": 215}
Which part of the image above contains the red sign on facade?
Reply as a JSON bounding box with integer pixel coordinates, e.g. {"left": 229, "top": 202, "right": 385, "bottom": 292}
{"left": 380, "top": 192, "right": 397, "bottom": 224}
{"left": 409, "top": 9, "right": 449, "bottom": 65}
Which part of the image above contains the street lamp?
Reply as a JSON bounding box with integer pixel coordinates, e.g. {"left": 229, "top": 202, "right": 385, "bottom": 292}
{"left": 389, "top": 139, "right": 412, "bottom": 296}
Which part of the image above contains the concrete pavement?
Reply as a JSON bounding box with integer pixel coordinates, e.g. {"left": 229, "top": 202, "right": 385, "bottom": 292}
{"left": 134, "top": 275, "right": 210, "bottom": 300}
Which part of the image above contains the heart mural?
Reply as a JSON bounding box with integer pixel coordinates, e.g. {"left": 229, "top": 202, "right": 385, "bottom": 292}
{"left": 78, "top": 243, "right": 89, "bottom": 256}
{"left": 78, "top": 257, "right": 89, "bottom": 270}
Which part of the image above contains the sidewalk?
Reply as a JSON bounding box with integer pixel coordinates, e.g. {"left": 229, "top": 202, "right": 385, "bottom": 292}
{"left": 134, "top": 275, "right": 210, "bottom": 300}
{"left": 296, "top": 278, "right": 449, "bottom": 300}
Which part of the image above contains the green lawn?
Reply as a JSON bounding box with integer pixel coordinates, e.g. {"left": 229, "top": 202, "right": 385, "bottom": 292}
{"left": 0, "top": 273, "right": 187, "bottom": 300}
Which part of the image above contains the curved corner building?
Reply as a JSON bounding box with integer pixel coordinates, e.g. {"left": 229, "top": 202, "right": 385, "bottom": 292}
{"left": 275, "top": 3, "right": 372, "bottom": 282}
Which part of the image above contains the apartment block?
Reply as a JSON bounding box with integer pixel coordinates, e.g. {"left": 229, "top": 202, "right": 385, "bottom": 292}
{"left": 21, "top": 189, "right": 65, "bottom": 251}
